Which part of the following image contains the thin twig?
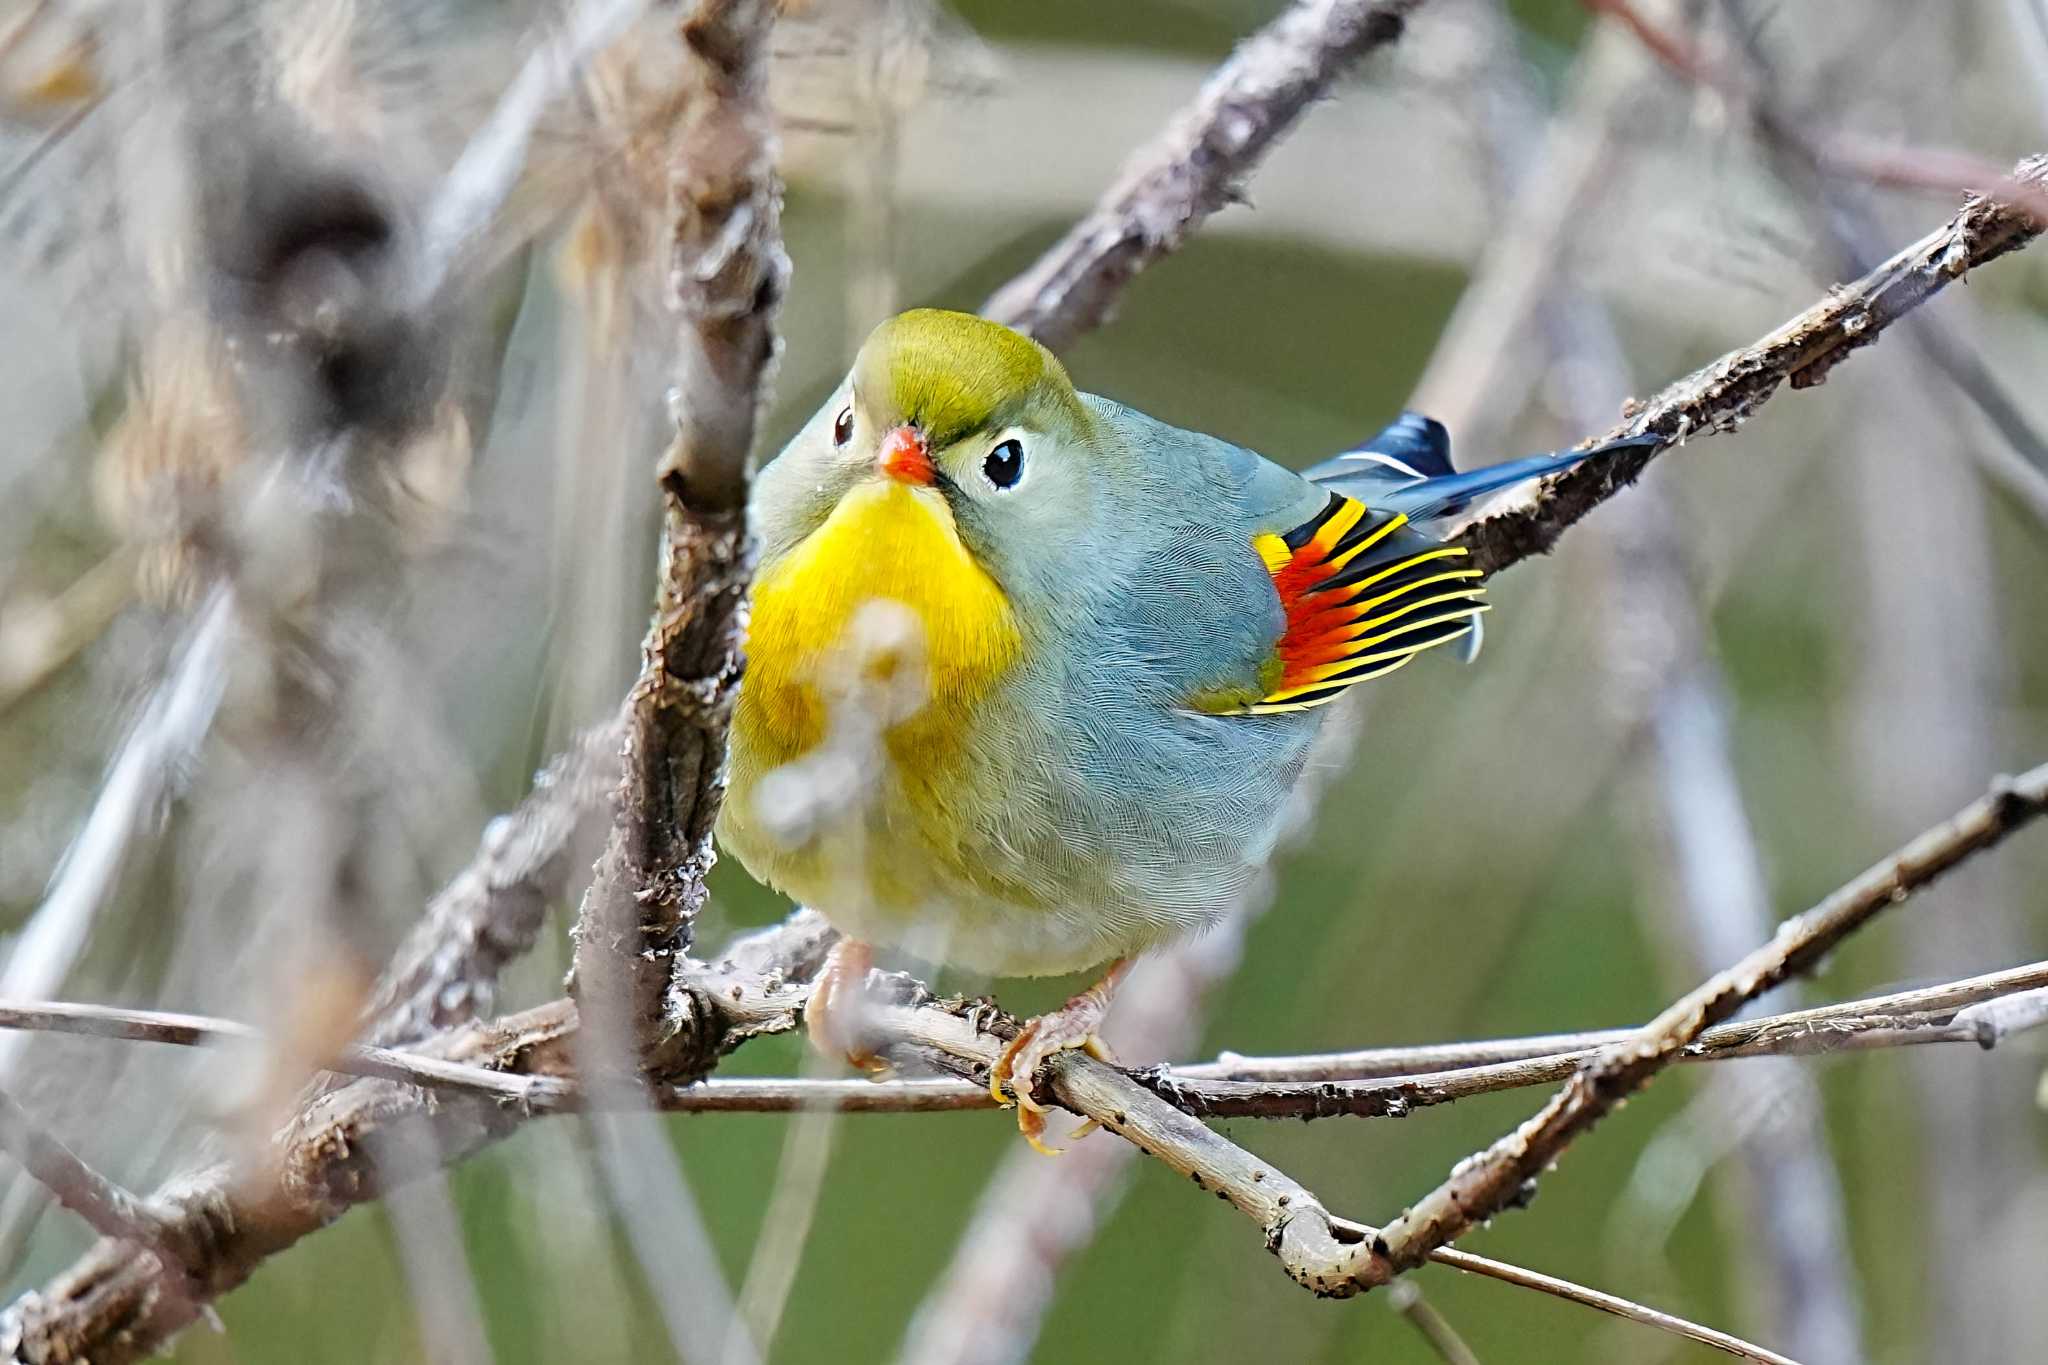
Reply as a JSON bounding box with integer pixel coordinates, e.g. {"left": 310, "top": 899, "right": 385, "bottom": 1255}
{"left": 3, "top": 956, "right": 2044, "bottom": 1117}
{"left": 1449, "top": 153, "right": 2048, "bottom": 576}
{"left": 0, "top": 589, "right": 232, "bottom": 1085}
{"left": 1205, "top": 958, "right": 2048, "bottom": 1080}
{"left": 1426, "top": 1245, "right": 1798, "bottom": 1365}
{"left": 412, "top": 0, "right": 654, "bottom": 307}
{"left": 1351, "top": 762, "right": 2048, "bottom": 1286}
{"left": 981, "top": 0, "right": 1427, "bottom": 348}
{"left": 870, "top": 1003, "right": 1792, "bottom": 1363}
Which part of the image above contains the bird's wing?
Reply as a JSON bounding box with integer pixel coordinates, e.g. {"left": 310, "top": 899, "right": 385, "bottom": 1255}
{"left": 1229, "top": 489, "right": 1487, "bottom": 714}
{"left": 1083, "top": 396, "right": 1486, "bottom": 718}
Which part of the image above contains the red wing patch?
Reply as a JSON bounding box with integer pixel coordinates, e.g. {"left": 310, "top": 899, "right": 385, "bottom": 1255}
{"left": 1242, "top": 492, "right": 1486, "bottom": 714}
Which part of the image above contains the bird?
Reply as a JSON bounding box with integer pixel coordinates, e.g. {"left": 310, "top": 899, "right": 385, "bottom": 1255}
{"left": 718, "top": 308, "right": 1654, "bottom": 1151}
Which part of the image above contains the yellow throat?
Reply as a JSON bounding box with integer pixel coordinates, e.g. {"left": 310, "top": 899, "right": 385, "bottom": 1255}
{"left": 737, "top": 477, "right": 1022, "bottom": 770}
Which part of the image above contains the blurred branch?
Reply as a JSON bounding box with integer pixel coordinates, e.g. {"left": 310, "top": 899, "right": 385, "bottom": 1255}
{"left": 0, "top": 1087, "right": 166, "bottom": 1254}
{"left": 1349, "top": 762, "right": 2048, "bottom": 1286}
{"left": 365, "top": 715, "right": 624, "bottom": 1047}
{"left": 0, "top": 589, "right": 232, "bottom": 1084}
{"left": 1589, "top": 0, "right": 2048, "bottom": 528}
{"left": 0, "top": 549, "right": 135, "bottom": 715}
{"left": 413, "top": 0, "right": 654, "bottom": 306}
{"left": 981, "top": 0, "right": 1426, "bottom": 348}
{"left": 1406, "top": 16, "right": 1639, "bottom": 448}
{"left": 1450, "top": 152, "right": 2048, "bottom": 575}
{"left": 1388, "top": 1281, "right": 1484, "bottom": 1365}
{"left": 1584, "top": 0, "right": 2048, "bottom": 228}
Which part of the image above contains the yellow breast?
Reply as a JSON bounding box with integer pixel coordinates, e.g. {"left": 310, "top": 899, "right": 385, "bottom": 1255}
{"left": 723, "top": 477, "right": 1025, "bottom": 918}
{"left": 740, "top": 479, "right": 1021, "bottom": 761}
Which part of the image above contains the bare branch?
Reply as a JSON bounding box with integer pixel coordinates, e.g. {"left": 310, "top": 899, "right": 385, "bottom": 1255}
{"left": 981, "top": 0, "right": 1426, "bottom": 348}
{"left": 1350, "top": 761, "right": 2048, "bottom": 1286}
{"left": 869, "top": 1003, "right": 1793, "bottom": 1362}
{"left": 1451, "top": 153, "right": 2048, "bottom": 576}
{"left": 5, "top": 737, "right": 2037, "bottom": 1363}
{"left": 567, "top": 0, "right": 787, "bottom": 1075}
{"left": 2, "top": 955, "right": 2043, "bottom": 1120}
{"left": 0, "top": 914, "right": 823, "bottom": 1365}
{"left": 1425, "top": 1246, "right": 1797, "bottom": 1365}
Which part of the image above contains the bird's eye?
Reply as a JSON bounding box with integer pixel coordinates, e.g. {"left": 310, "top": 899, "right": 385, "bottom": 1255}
{"left": 983, "top": 438, "right": 1024, "bottom": 490}
{"left": 832, "top": 406, "right": 855, "bottom": 447}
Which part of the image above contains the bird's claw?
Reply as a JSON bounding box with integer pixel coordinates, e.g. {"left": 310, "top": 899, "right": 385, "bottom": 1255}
{"left": 990, "top": 1014, "right": 1119, "bottom": 1156}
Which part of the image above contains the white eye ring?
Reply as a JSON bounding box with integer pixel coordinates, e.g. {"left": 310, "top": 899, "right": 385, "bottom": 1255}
{"left": 981, "top": 431, "right": 1027, "bottom": 490}
{"left": 832, "top": 405, "right": 855, "bottom": 447}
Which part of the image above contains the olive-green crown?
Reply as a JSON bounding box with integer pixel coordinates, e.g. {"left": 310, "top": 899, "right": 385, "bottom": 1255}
{"left": 855, "top": 309, "right": 1083, "bottom": 447}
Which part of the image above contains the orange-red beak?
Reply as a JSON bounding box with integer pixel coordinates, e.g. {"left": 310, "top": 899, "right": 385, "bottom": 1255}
{"left": 878, "top": 425, "right": 936, "bottom": 486}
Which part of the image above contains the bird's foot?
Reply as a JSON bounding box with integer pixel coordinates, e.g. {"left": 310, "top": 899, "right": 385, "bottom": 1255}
{"left": 805, "top": 939, "right": 887, "bottom": 1073}
{"left": 989, "top": 958, "right": 1132, "bottom": 1155}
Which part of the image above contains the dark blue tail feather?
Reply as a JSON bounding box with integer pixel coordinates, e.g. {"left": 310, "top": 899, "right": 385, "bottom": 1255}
{"left": 1311, "top": 424, "right": 1660, "bottom": 532}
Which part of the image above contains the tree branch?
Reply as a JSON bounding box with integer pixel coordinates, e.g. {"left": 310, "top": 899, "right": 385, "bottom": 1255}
{"left": 0, "top": 913, "right": 826, "bottom": 1365}
{"left": 981, "top": 0, "right": 1426, "bottom": 347}
{"left": 2, "top": 956, "right": 2043, "bottom": 1119}
{"left": 1345, "top": 761, "right": 2048, "bottom": 1286}
{"left": 566, "top": 0, "right": 787, "bottom": 1073}
{"left": 3, "top": 751, "right": 2038, "bottom": 1362}
{"left": 864, "top": 1002, "right": 1794, "bottom": 1362}
{"left": 1450, "top": 153, "right": 2048, "bottom": 576}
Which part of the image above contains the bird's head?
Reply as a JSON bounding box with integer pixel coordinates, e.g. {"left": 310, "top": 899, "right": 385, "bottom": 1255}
{"left": 752, "top": 309, "right": 1107, "bottom": 608}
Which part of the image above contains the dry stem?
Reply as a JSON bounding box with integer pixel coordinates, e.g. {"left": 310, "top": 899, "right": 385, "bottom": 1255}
{"left": 981, "top": 0, "right": 1426, "bottom": 348}
{"left": 1449, "top": 154, "right": 2048, "bottom": 576}
{"left": 1348, "top": 763, "right": 2048, "bottom": 1285}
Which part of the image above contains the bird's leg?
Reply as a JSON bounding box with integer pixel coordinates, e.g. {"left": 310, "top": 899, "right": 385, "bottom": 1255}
{"left": 805, "top": 938, "right": 884, "bottom": 1071}
{"left": 990, "top": 957, "right": 1132, "bottom": 1155}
